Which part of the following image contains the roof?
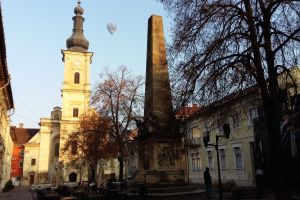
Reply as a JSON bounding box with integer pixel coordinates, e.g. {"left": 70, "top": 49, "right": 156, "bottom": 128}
{"left": 10, "top": 127, "right": 39, "bottom": 145}
{"left": 188, "top": 85, "right": 260, "bottom": 120}
{"left": 175, "top": 104, "right": 200, "bottom": 120}
{"left": 0, "top": 4, "right": 14, "bottom": 109}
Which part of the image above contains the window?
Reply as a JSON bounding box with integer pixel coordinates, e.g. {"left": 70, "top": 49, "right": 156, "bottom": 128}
{"left": 234, "top": 147, "right": 243, "bottom": 169}
{"left": 219, "top": 149, "right": 226, "bottom": 169}
{"left": 191, "top": 127, "right": 201, "bottom": 144}
{"left": 191, "top": 153, "right": 197, "bottom": 171}
{"left": 191, "top": 152, "right": 201, "bottom": 171}
{"left": 74, "top": 72, "right": 80, "bottom": 84}
{"left": 71, "top": 140, "right": 77, "bottom": 155}
{"left": 55, "top": 143, "right": 59, "bottom": 157}
{"left": 207, "top": 150, "right": 213, "bottom": 169}
{"left": 217, "top": 118, "right": 225, "bottom": 134}
{"left": 231, "top": 113, "right": 240, "bottom": 129}
{"left": 248, "top": 107, "right": 258, "bottom": 127}
{"left": 19, "top": 160, "right": 23, "bottom": 168}
{"left": 196, "top": 153, "right": 201, "bottom": 170}
{"left": 73, "top": 108, "right": 79, "bottom": 117}
{"left": 31, "top": 159, "right": 36, "bottom": 166}
{"left": 192, "top": 127, "right": 200, "bottom": 139}
{"left": 19, "top": 149, "right": 24, "bottom": 156}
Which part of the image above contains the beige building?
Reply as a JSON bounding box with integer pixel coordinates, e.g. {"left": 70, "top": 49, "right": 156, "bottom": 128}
{"left": 183, "top": 67, "right": 300, "bottom": 186}
{"left": 0, "top": 4, "right": 14, "bottom": 190}
{"left": 22, "top": 2, "right": 93, "bottom": 186}
{"left": 184, "top": 86, "right": 260, "bottom": 186}
{"left": 23, "top": 133, "right": 40, "bottom": 186}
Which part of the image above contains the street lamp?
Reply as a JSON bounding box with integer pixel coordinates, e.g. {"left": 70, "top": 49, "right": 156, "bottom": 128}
{"left": 203, "top": 123, "right": 230, "bottom": 200}
{"left": 117, "top": 152, "right": 124, "bottom": 182}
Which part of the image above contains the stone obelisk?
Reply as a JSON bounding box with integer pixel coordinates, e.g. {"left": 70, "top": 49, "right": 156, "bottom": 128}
{"left": 135, "top": 15, "right": 184, "bottom": 185}
{"left": 143, "top": 15, "right": 173, "bottom": 138}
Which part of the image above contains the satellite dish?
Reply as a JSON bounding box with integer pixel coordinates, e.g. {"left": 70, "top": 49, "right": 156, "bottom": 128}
{"left": 107, "top": 23, "right": 117, "bottom": 35}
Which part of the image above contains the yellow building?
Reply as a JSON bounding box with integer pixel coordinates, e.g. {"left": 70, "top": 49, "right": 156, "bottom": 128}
{"left": 183, "top": 67, "right": 300, "bottom": 186}
{"left": 22, "top": 1, "right": 93, "bottom": 186}
{"left": 0, "top": 4, "right": 14, "bottom": 190}
{"left": 184, "top": 86, "right": 260, "bottom": 186}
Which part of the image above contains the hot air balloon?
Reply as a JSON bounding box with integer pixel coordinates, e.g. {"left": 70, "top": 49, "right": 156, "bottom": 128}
{"left": 107, "top": 23, "right": 117, "bottom": 35}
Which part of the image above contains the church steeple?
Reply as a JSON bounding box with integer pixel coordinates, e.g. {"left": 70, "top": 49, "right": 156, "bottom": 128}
{"left": 66, "top": 1, "right": 89, "bottom": 52}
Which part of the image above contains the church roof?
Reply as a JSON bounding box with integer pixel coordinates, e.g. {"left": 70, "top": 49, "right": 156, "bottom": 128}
{"left": 10, "top": 127, "right": 39, "bottom": 145}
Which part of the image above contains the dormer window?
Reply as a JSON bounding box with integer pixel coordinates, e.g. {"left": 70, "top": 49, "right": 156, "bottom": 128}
{"left": 74, "top": 72, "right": 80, "bottom": 84}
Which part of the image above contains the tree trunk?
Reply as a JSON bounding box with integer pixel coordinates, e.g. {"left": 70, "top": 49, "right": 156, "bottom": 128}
{"left": 263, "top": 96, "right": 289, "bottom": 200}
{"left": 89, "top": 164, "right": 96, "bottom": 183}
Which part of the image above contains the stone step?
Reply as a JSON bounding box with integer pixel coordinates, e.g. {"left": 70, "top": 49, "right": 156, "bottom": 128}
{"left": 146, "top": 181, "right": 188, "bottom": 188}
{"left": 148, "top": 184, "right": 200, "bottom": 194}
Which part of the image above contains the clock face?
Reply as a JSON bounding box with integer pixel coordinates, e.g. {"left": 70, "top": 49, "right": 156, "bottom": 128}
{"left": 74, "top": 61, "right": 80, "bottom": 67}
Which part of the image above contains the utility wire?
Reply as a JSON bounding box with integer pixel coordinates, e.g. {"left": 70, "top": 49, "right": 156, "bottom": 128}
{"left": 13, "top": 90, "right": 40, "bottom": 119}
{"left": 13, "top": 113, "right": 39, "bottom": 126}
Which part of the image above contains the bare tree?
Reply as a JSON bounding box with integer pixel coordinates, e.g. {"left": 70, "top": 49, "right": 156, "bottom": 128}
{"left": 92, "top": 66, "right": 144, "bottom": 182}
{"left": 159, "top": 0, "right": 300, "bottom": 199}
{"left": 62, "top": 110, "right": 113, "bottom": 183}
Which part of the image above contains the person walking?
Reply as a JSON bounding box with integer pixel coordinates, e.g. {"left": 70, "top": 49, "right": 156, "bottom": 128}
{"left": 204, "top": 167, "right": 212, "bottom": 199}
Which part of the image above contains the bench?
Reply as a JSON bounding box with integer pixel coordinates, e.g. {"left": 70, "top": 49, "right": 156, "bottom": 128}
{"left": 231, "top": 187, "right": 263, "bottom": 200}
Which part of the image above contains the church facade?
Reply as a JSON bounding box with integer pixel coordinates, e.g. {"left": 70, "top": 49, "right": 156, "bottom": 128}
{"left": 22, "top": 2, "right": 93, "bottom": 186}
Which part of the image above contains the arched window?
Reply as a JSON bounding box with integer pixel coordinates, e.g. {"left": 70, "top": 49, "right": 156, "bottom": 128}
{"left": 74, "top": 72, "right": 80, "bottom": 84}
{"left": 71, "top": 140, "right": 77, "bottom": 155}
{"left": 54, "top": 143, "right": 59, "bottom": 157}
{"left": 73, "top": 108, "right": 79, "bottom": 117}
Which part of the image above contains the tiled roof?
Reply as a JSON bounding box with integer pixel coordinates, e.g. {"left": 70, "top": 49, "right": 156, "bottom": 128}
{"left": 175, "top": 104, "right": 200, "bottom": 119}
{"left": 188, "top": 85, "right": 260, "bottom": 119}
{"left": 10, "top": 127, "right": 39, "bottom": 145}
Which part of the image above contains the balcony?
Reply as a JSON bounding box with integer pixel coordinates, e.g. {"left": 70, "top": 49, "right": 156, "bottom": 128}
{"left": 185, "top": 137, "right": 201, "bottom": 147}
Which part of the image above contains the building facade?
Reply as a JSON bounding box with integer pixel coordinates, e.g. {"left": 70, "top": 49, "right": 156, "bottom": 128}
{"left": 23, "top": 131, "right": 40, "bottom": 186}
{"left": 184, "top": 87, "right": 260, "bottom": 186}
{"left": 10, "top": 125, "right": 39, "bottom": 186}
{"left": 0, "top": 4, "right": 14, "bottom": 190}
{"left": 22, "top": 2, "right": 93, "bottom": 186}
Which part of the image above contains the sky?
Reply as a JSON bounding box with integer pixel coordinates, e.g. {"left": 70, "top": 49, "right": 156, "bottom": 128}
{"left": 1, "top": 0, "right": 173, "bottom": 128}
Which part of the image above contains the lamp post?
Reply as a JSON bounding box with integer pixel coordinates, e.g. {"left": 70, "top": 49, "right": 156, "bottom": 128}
{"left": 118, "top": 152, "right": 124, "bottom": 182}
{"left": 203, "top": 123, "right": 230, "bottom": 200}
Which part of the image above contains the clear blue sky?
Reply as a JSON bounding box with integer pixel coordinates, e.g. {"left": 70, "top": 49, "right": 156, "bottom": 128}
{"left": 1, "top": 1, "right": 172, "bottom": 128}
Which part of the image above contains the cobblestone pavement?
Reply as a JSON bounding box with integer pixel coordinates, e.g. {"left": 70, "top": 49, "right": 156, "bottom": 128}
{"left": 0, "top": 186, "right": 35, "bottom": 200}
{"left": 0, "top": 187, "right": 278, "bottom": 200}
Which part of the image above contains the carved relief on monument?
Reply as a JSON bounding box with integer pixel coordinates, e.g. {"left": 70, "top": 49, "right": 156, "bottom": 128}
{"left": 158, "top": 143, "right": 175, "bottom": 169}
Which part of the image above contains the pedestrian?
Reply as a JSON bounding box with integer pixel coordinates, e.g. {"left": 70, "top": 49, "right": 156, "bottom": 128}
{"left": 204, "top": 167, "right": 212, "bottom": 199}
{"left": 256, "top": 168, "right": 264, "bottom": 197}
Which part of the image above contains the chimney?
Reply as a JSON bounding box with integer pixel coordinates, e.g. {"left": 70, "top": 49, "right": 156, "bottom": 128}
{"left": 19, "top": 123, "right": 24, "bottom": 128}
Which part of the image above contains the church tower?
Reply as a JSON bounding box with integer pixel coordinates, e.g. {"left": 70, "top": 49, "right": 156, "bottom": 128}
{"left": 60, "top": 1, "right": 93, "bottom": 165}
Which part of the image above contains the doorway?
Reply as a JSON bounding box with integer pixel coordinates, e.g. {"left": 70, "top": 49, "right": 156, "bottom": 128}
{"left": 29, "top": 175, "right": 35, "bottom": 185}
{"left": 69, "top": 172, "right": 77, "bottom": 182}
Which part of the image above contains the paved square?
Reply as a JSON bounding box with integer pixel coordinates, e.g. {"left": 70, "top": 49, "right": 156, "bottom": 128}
{"left": 0, "top": 187, "right": 35, "bottom": 200}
